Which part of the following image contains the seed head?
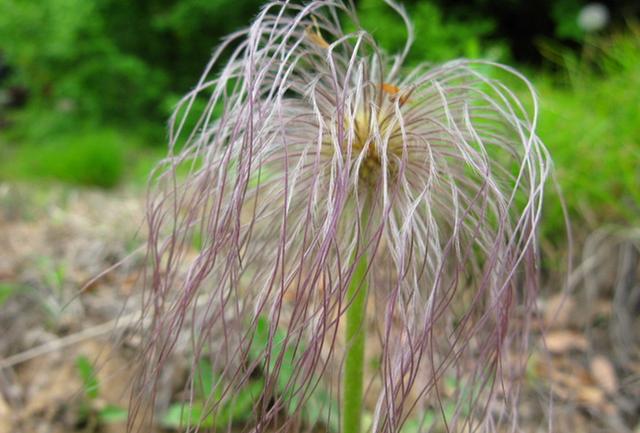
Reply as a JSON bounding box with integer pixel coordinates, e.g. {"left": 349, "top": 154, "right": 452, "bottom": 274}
{"left": 133, "top": 1, "right": 551, "bottom": 432}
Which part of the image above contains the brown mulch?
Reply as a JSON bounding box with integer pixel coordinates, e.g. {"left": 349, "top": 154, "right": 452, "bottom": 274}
{"left": 0, "top": 183, "right": 638, "bottom": 433}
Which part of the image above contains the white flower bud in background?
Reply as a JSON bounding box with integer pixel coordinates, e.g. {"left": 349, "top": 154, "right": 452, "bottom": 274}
{"left": 577, "top": 3, "right": 610, "bottom": 33}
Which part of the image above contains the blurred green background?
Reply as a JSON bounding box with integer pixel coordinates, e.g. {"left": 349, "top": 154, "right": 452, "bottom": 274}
{"left": 1, "top": 0, "right": 638, "bottom": 241}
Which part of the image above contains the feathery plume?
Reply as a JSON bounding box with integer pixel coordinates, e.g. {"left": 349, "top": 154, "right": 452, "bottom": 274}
{"left": 132, "top": 1, "right": 551, "bottom": 432}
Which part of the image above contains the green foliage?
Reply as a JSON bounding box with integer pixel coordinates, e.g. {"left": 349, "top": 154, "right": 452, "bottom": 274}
{"left": 249, "top": 316, "right": 339, "bottom": 430}
{"left": 162, "top": 366, "right": 264, "bottom": 429}
{"left": 75, "top": 355, "right": 128, "bottom": 425}
{"left": 536, "top": 29, "right": 640, "bottom": 239}
{"left": 0, "top": 283, "right": 19, "bottom": 306}
{"left": 1, "top": 129, "right": 128, "bottom": 188}
{"left": 0, "top": 0, "right": 95, "bottom": 86}
{"left": 356, "top": 0, "right": 507, "bottom": 63}
{"left": 0, "top": 0, "right": 166, "bottom": 124}
{"left": 1, "top": 0, "right": 637, "bottom": 238}
{"left": 551, "top": 0, "right": 585, "bottom": 41}
{"left": 0, "top": 0, "right": 264, "bottom": 131}
{"left": 97, "top": 405, "right": 129, "bottom": 423}
{"left": 163, "top": 316, "right": 340, "bottom": 431}
{"left": 163, "top": 325, "right": 468, "bottom": 433}
{"left": 162, "top": 356, "right": 265, "bottom": 429}
{"left": 249, "top": 316, "right": 298, "bottom": 403}
{"left": 149, "top": 0, "right": 264, "bottom": 89}
{"left": 76, "top": 355, "right": 100, "bottom": 399}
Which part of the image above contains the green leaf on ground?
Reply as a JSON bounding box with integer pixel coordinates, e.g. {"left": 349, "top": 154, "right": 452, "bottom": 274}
{"left": 75, "top": 355, "right": 99, "bottom": 399}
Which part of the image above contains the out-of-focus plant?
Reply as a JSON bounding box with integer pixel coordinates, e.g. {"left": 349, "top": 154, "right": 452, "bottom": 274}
{"left": 0, "top": 283, "right": 19, "bottom": 307}
{"left": 161, "top": 358, "right": 265, "bottom": 429}
{"left": 536, "top": 26, "right": 640, "bottom": 240}
{"left": 75, "top": 355, "right": 128, "bottom": 428}
{"left": 162, "top": 316, "right": 339, "bottom": 431}
{"left": 133, "top": 1, "right": 550, "bottom": 432}
{"left": 357, "top": 0, "right": 507, "bottom": 63}
{"left": 0, "top": 0, "right": 269, "bottom": 132}
{"left": 1, "top": 129, "right": 127, "bottom": 188}
{"left": 0, "top": 0, "right": 166, "bottom": 125}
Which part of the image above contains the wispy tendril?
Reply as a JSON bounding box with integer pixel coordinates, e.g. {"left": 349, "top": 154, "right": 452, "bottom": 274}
{"left": 131, "top": 1, "right": 551, "bottom": 432}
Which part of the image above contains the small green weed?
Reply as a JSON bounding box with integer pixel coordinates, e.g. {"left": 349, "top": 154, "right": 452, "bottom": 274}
{"left": 162, "top": 316, "right": 340, "bottom": 431}
{"left": 75, "top": 355, "right": 128, "bottom": 427}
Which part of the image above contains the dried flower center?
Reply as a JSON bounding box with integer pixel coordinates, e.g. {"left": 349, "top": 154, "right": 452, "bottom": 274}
{"left": 348, "top": 103, "right": 404, "bottom": 186}
{"left": 352, "top": 110, "right": 381, "bottom": 184}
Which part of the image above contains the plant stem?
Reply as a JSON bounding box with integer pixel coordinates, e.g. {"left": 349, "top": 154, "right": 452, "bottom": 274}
{"left": 343, "top": 213, "right": 369, "bottom": 433}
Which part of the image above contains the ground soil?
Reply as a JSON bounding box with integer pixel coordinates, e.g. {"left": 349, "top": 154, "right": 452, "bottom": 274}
{"left": 0, "top": 184, "right": 638, "bottom": 432}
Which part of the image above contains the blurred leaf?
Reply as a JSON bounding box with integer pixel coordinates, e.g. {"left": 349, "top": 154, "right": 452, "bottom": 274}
{"left": 0, "top": 283, "right": 19, "bottom": 306}
{"left": 215, "top": 379, "right": 264, "bottom": 427}
{"left": 356, "top": 0, "right": 503, "bottom": 63}
{"left": 400, "top": 411, "right": 436, "bottom": 433}
{"left": 590, "top": 355, "right": 618, "bottom": 394}
{"left": 162, "top": 402, "right": 206, "bottom": 428}
{"left": 551, "top": 0, "right": 584, "bottom": 41}
{"left": 251, "top": 316, "right": 345, "bottom": 425}
{"left": 250, "top": 315, "right": 298, "bottom": 409}
{"left": 98, "top": 404, "right": 128, "bottom": 423}
{"left": 161, "top": 378, "right": 264, "bottom": 429}
{"left": 304, "top": 387, "right": 340, "bottom": 433}
{"left": 196, "top": 358, "right": 215, "bottom": 397}
{"left": 75, "top": 355, "right": 99, "bottom": 400}
{"left": 536, "top": 29, "right": 640, "bottom": 240}
{"left": 2, "top": 129, "right": 128, "bottom": 188}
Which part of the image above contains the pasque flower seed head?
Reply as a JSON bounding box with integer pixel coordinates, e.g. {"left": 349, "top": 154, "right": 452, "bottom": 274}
{"left": 132, "top": 2, "right": 551, "bottom": 432}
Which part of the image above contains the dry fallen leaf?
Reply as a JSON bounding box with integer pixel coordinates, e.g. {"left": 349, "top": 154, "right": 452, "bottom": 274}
{"left": 545, "top": 330, "right": 590, "bottom": 353}
{"left": 590, "top": 355, "right": 618, "bottom": 394}
{"left": 0, "top": 395, "right": 11, "bottom": 433}
{"left": 577, "top": 384, "right": 605, "bottom": 406}
{"left": 544, "top": 294, "right": 575, "bottom": 329}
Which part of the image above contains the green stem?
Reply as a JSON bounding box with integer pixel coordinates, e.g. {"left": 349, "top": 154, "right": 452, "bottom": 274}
{"left": 343, "top": 214, "right": 369, "bottom": 433}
